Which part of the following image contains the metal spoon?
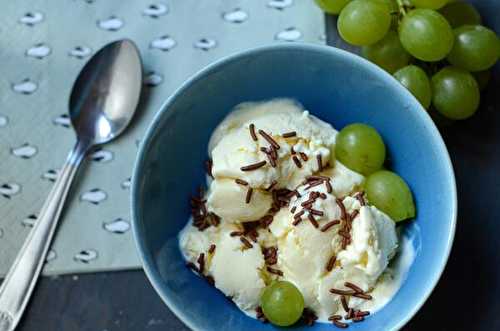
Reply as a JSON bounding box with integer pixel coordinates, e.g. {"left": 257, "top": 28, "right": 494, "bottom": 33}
{"left": 0, "top": 39, "right": 143, "bottom": 331}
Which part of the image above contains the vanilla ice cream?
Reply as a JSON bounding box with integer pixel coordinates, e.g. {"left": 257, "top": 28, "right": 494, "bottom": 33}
{"left": 179, "top": 99, "right": 409, "bottom": 324}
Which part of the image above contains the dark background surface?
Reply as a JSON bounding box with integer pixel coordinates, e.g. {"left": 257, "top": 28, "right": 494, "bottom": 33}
{"left": 11, "top": 10, "right": 500, "bottom": 331}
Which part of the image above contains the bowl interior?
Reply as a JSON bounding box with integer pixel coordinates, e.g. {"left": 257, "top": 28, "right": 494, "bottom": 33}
{"left": 132, "top": 44, "right": 456, "bottom": 331}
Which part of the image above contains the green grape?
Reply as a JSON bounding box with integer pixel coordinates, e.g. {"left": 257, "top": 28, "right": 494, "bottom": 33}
{"left": 362, "top": 30, "right": 411, "bottom": 73}
{"left": 472, "top": 70, "right": 490, "bottom": 91}
{"left": 447, "top": 25, "right": 500, "bottom": 72}
{"left": 338, "top": 0, "right": 391, "bottom": 46}
{"left": 410, "top": 0, "right": 448, "bottom": 10}
{"left": 335, "top": 123, "right": 386, "bottom": 175}
{"left": 439, "top": 2, "right": 482, "bottom": 28}
{"left": 431, "top": 66, "right": 480, "bottom": 120}
{"left": 261, "top": 281, "right": 304, "bottom": 326}
{"left": 393, "top": 65, "right": 432, "bottom": 109}
{"left": 399, "top": 9, "right": 454, "bottom": 61}
{"left": 314, "top": 0, "right": 351, "bottom": 14}
{"left": 365, "top": 170, "right": 416, "bottom": 222}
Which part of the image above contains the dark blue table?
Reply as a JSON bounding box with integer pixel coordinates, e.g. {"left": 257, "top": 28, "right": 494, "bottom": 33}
{"left": 15, "top": 3, "right": 500, "bottom": 330}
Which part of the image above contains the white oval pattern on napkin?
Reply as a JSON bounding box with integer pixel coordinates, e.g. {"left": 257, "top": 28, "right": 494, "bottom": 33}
{"left": 143, "top": 3, "right": 169, "bottom": 18}
{"left": 19, "top": 12, "right": 44, "bottom": 26}
{"left": 11, "top": 79, "right": 38, "bottom": 94}
{"left": 25, "top": 43, "right": 52, "bottom": 59}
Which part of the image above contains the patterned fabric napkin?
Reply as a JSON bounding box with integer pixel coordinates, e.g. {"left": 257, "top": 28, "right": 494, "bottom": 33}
{"left": 0, "top": 0, "right": 325, "bottom": 276}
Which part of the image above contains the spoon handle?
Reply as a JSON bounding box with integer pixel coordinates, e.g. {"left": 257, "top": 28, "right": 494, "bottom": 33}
{"left": 0, "top": 140, "right": 89, "bottom": 331}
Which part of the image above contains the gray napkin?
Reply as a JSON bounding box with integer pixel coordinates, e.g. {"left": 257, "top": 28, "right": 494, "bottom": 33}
{"left": 0, "top": 0, "right": 325, "bottom": 276}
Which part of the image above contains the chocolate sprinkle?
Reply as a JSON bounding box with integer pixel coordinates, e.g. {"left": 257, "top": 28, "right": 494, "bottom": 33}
{"left": 299, "top": 152, "right": 308, "bottom": 161}
{"left": 205, "top": 159, "right": 213, "bottom": 178}
{"left": 309, "top": 209, "right": 324, "bottom": 216}
{"left": 249, "top": 123, "right": 257, "bottom": 141}
{"left": 301, "top": 198, "right": 315, "bottom": 207}
{"left": 355, "top": 191, "right": 366, "bottom": 206}
{"left": 336, "top": 198, "right": 347, "bottom": 221}
{"left": 200, "top": 203, "right": 207, "bottom": 215}
{"left": 353, "top": 317, "right": 365, "bottom": 322}
{"left": 282, "top": 131, "right": 297, "bottom": 138}
{"left": 256, "top": 306, "right": 268, "bottom": 323}
{"left": 204, "top": 275, "right": 215, "bottom": 286}
{"left": 245, "top": 187, "right": 253, "bottom": 204}
{"left": 270, "top": 146, "right": 278, "bottom": 160}
{"left": 235, "top": 178, "right": 248, "bottom": 186}
{"left": 197, "top": 253, "right": 205, "bottom": 274}
{"left": 292, "top": 155, "right": 302, "bottom": 168}
{"left": 291, "top": 206, "right": 297, "bottom": 213}
{"left": 344, "top": 282, "right": 363, "bottom": 293}
{"left": 242, "top": 221, "right": 260, "bottom": 234}
{"left": 258, "top": 129, "right": 280, "bottom": 150}
{"left": 330, "top": 288, "right": 356, "bottom": 296}
{"left": 265, "top": 180, "right": 277, "bottom": 191}
{"left": 207, "top": 213, "right": 221, "bottom": 226}
{"left": 230, "top": 231, "right": 244, "bottom": 237}
{"left": 352, "top": 293, "right": 372, "bottom": 300}
{"left": 247, "top": 230, "right": 258, "bottom": 243}
{"left": 341, "top": 296, "right": 349, "bottom": 312}
{"left": 272, "top": 190, "right": 278, "bottom": 206}
{"left": 325, "top": 180, "right": 333, "bottom": 193}
{"left": 356, "top": 311, "right": 370, "bottom": 317}
{"left": 328, "top": 315, "right": 342, "bottom": 321}
{"left": 350, "top": 210, "right": 359, "bottom": 221}
{"left": 294, "top": 209, "right": 305, "bottom": 219}
{"left": 263, "top": 246, "right": 278, "bottom": 265}
{"left": 241, "top": 160, "right": 266, "bottom": 171}
{"left": 338, "top": 230, "right": 350, "bottom": 238}
{"left": 186, "top": 262, "right": 200, "bottom": 273}
{"left": 320, "top": 220, "right": 340, "bottom": 232}
{"left": 306, "top": 175, "right": 330, "bottom": 181}
{"left": 316, "top": 154, "right": 323, "bottom": 172}
{"left": 292, "top": 218, "right": 303, "bottom": 226}
{"left": 267, "top": 267, "right": 283, "bottom": 276}
{"left": 256, "top": 306, "right": 264, "bottom": 318}
{"left": 208, "top": 244, "right": 216, "bottom": 255}
{"left": 267, "top": 153, "right": 277, "bottom": 168}
{"left": 285, "top": 190, "right": 298, "bottom": 199}
{"left": 308, "top": 213, "right": 319, "bottom": 228}
{"left": 240, "top": 236, "right": 253, "bottom": 249}
{"left": 333, "top": 320, "right": 348, "bottom": 328}
{"left": 319, "top": 192, "right": 327, "bottom": 199}
{"left": 260, "top": 215, "right": 274, "bottom": 228}
{"left": 305, "top": 180, "right": 323, "bottom": 190}
{"left": 301, "top": 308, "right": 318, "bottom": 326}
{"left": 261, "top": 147, "right": 278, "bottom": 168}
{"left": 326, "top": 255, "right": 337, "bottom": 272}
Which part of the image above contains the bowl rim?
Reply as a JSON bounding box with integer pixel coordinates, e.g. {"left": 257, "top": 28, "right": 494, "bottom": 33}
{"left": 131, "top": 43, "right": 457, "bottom": 331}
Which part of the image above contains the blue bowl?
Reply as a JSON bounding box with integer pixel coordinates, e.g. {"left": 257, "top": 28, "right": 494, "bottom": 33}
{"left": 131, "top": 44, "right": 457, "bottom": 331}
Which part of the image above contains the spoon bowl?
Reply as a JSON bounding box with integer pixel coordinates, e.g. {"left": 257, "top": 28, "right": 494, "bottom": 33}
{"left": 69, "top": 39, "right": 142, "bottom": 145}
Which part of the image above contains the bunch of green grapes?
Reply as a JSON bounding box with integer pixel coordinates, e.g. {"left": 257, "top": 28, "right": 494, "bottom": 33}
{"left": 315, "top": 0, "right": 500, "bottom": 120}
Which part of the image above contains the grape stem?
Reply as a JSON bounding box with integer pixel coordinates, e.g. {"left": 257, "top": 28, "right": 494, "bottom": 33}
{"left": 396, "top": 0, "right": 407, "bottom": 16}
